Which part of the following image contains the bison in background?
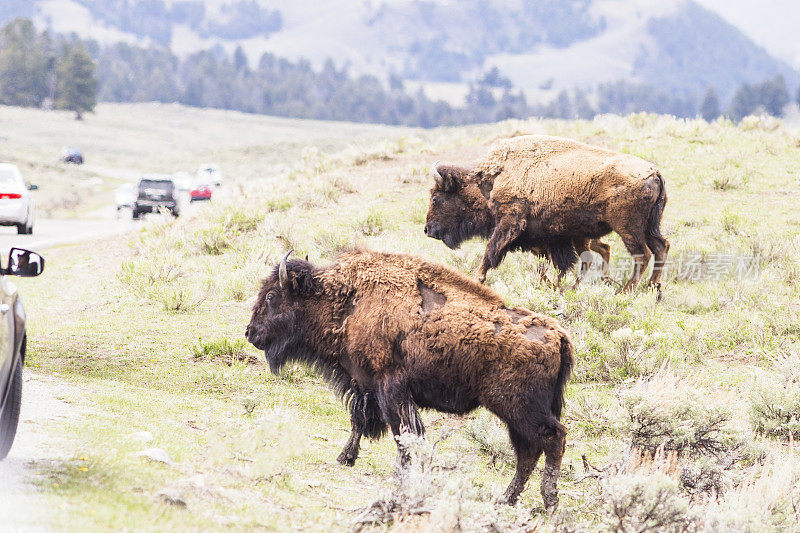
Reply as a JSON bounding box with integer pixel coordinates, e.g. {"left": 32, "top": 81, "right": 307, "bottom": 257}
{"left": 246, "top": 249, "right": 574, "bottom": 511}
{"left": 424, "top": 134, "right": 669, "bottom": 292}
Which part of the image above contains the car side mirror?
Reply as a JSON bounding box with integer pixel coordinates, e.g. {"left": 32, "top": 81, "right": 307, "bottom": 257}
{"left": 27, "top": 184, "right": 38, "bottom": 191}
{"left": 4, "top": 248, "right": 44, "bottom": 277}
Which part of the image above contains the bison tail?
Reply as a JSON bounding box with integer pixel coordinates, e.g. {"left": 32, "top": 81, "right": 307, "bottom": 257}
{"left": 548, "top": 239, "right": 578, "bottom": 275}
{"left": 646, "top": 171, "right": 667, "bottom": 244}
{"left": 550, "top": 334, "right": 575, "bottom": 420}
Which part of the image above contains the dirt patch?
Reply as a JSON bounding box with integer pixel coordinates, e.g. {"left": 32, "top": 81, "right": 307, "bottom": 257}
{"left": 0, "top": 371, "right": 82, "bottom": 529}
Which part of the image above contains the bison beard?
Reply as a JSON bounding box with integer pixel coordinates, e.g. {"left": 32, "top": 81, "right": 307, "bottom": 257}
{"left": 246, "top": 250, "right": 573, "bottom": 511}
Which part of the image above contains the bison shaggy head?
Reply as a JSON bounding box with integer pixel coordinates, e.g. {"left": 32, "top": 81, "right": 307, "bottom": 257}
{"left": 424, "top": 163, "right": 492, "bottom": 249}
{"left": 245, "top": 252, "right": 316, "bottom": 374}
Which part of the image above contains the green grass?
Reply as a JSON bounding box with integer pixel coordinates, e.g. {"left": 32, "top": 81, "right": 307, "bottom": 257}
{"left": 10, "top": 107, "right": 800, "bottom": 530}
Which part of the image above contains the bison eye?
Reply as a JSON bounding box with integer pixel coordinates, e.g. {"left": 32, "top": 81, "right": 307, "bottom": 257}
{"left": 432, "top": 197, "right": 439, "bottom": 207}
{"left": 266, "top": 293, "right": 274, "bottom": 302}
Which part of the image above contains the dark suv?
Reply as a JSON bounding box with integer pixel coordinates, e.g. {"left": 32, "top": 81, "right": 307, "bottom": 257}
{"left": 132, "top": 177, "right": 179, "bottom": 219}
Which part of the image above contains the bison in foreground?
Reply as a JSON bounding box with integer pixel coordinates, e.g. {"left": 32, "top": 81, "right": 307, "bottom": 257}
{"left": 246, "top": 249, "right": 574, "bottom": 510}
{"left": 425, "top": 134, "right": 669, "bottom": 292}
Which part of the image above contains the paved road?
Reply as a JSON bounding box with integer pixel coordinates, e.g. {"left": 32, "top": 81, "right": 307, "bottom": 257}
{"left": 0, "top": 214, "right": 138, "bottom": 254}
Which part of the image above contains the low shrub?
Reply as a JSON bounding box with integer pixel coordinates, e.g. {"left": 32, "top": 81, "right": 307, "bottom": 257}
{"left": 194, "top": 223, "right": 230, "bottom": 255}
{"left": 701, "top": 460, "right": 800, "bottom": 531}
{"left": 571, "top": 324, "right": 666, "bottom": 383}
{"left": 354, "top": 432, "right": 536, "bottom": 532}
{"left": 157, "top": 282, "right": 209, "bottom": 312}
{"left": 353, "top": 209, "right": 392, "bottom": 237}
{"left": 622, "top": 372, "right": 742, "bottom": 457}
{"left": 750, "top": 378, "right": 800, "bottom": 441}
{"left": 118, "top": 252, "right": 186, "bottom": 290}
{"left": 601, "top": 472, "right": 692, "bottom": 532}
{"left": 464, "top": 411, "right": 514, "bottom": 467}
{"left": 191, "top": 337, "right": 259, "bottom": 365}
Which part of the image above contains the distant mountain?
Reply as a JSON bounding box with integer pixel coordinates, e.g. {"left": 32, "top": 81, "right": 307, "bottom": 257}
{"left": 2, "top": 0, "right": 798, "bottom": 106}
{"left": 696, "top": 0, "right": 800, "bottom": 70}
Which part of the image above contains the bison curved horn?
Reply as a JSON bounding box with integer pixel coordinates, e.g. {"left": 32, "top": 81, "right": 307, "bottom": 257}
{"left": 279, "top": 249, "right": 292, "bottom": 290}
{"left": 431, "top": 160, "right": 444, "bottom": 187}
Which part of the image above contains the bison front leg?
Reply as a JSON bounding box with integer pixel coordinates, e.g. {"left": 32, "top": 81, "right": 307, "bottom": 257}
{"left": 477, "top": 215, "right": 526, "bottom": 283}
{"left": 377, "top": 379, "right": 425, "bottom": 466}
{"left": 338, "top": 390, "right": 385, "bottom": 466}
{"left": 337, "top": 410, "right": 364, "bottom": 467}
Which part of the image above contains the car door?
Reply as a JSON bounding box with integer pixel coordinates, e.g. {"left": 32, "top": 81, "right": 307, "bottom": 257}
{"left": 0, "top": 275, "right": 15, "bottom": 407}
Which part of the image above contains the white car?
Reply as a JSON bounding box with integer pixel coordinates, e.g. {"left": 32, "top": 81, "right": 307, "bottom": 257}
{"left": 0, "top": 164, "right": 36, "bottom": 235}
{"left": 196, "top": 164, "right": 223, "bottom": 187}
{"left": 114, "top": 183, "right": 136, "bottom": 212}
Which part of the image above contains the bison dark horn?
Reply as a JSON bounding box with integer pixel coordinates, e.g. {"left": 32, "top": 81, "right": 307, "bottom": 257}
{"left": 431, "top": 160, "right": 443, "bottom": 187}
{"left": 279, "top": 249, "right": 292, "bottom": 290}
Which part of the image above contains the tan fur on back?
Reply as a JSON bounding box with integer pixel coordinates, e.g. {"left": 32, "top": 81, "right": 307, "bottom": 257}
{"left": 480, "top": 135, "right": 658, "bottom": 205}
{"left": 316, "top": 249, "right": 568, "bottom": 380}
{"left": 327, "top": 249, "right": 504, "bottom": 308}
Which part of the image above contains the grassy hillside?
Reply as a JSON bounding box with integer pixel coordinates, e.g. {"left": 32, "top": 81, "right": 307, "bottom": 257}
{"left": 10, "top": 105, "right": 800, "bottom": 531}
{"left": 0, "top": 103, "right": 403, "bottom": 216}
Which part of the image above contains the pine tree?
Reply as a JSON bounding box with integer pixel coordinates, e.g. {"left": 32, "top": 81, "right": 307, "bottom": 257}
{"left": 727, "top": 83, "right": 755, "bottom": 121}
{"left": 0, "top": 18, "right": 50, "bottom": 107}
{"left": 758, "top": 75, "right": 788, "bottom": 117}
{"left": 233, "top": 45, "right": 248, "bottom": 72}
{"left": 55, "top": 41, "right": 97, "bottom": 119}
{"left": 699, "top": 87, "right": 720, "bottom": 122}
{"left": 572, "top": 89, "right": 595, "bottom": 120}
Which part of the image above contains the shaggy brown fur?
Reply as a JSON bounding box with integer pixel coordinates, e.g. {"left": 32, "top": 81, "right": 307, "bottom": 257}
{"left": 424, "top": 134, "right": 669, "bottom": 292}
{"left": 246, "top": 249, "right": 574, "bottom": 511}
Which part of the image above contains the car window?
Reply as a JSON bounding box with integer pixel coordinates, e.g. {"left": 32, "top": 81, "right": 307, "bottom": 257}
{"left": 140, "top": 180, "right": 174, "bottom": 191}
{"left": 0, "top": 168, "right": 21, "bottom": 184}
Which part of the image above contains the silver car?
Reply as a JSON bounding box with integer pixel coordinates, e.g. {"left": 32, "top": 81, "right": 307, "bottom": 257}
{"left": 0, "top": 247, "right": 44, "bottom": 460}
{"left": 0, "top": 164, "right": 36, "bottom": 235}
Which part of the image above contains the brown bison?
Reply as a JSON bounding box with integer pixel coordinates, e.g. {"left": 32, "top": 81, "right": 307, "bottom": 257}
{"left": 424, "top": 134, "right": 669, "bottom": 292}
{"left": 245, "top": 249, "right": 574, "bottom": 510}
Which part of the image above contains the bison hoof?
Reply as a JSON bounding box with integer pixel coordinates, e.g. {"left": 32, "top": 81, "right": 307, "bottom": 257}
{"left": 543, "top": 494, "right": 559, "bottom": 514}
{"left": 496, "top": 491, "right": 519, "bottom": 506}
{"left": 336, "top": 450, "right": 357, "bottom": 467}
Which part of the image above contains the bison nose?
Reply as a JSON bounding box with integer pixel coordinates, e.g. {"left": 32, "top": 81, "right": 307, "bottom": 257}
{"left": 424, "top": 224, "right": 429, "bottom": 235}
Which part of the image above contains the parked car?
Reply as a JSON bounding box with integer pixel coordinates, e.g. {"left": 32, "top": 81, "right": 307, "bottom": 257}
{"left": 196, "top": 164, "right": 222, "bottom": 187}
{"left": 0, "top": 247, "right": 45, "bottom": 460}
{"left": 114, "top": 183, "right": 136, "bottom": 212}
{"left": 0, "top": 163, "right": 37, "bottom": 234}
{"left": 171, "top": 171, "right": 192, "bottom": 193}
{"left": 60, "top": 147, "right": 83, "bottom": 165}
{"left": 133, "top": 176, "right": 179, "bottom": 219}
{"left": 190, "top": 183, "right": 213, "bottom": 202}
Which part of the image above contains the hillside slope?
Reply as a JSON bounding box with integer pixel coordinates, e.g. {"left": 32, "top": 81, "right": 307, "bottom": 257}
{"left": 6, "top": 104, "right": 800, "bottom": 530}
{"left": 4, "top": 0, "right": 797, "bottom": 104}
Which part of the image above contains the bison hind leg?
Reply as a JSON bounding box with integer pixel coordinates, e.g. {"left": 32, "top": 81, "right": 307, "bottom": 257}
{"left": 500, "top": 427, "right": 543, "bottom": 506}
{"left": 496, "top": 403, "right": 566, "bottom": 511}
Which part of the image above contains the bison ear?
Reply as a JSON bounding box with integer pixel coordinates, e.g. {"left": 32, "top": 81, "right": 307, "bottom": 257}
{"left": 287, "top": 265, "right": 315, "bottom": 294}
{"left": 434, "top": 164, "right": 469, "bottom": 192}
